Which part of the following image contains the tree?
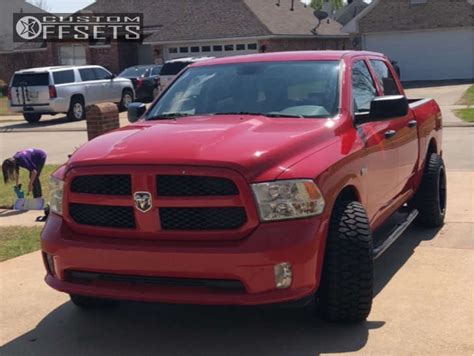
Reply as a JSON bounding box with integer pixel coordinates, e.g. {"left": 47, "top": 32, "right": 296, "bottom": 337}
{"left": 310, "top": 0, "right": 345, "bottom": 11}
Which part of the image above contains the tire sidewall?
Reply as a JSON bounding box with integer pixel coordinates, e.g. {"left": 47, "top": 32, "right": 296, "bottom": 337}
{"left": 68, "top": 99, "right": 85, "bottom": 121}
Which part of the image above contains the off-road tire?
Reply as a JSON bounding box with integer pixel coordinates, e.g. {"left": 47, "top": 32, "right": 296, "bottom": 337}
{"left": 67, "top": 97, "right": 85, "bottom": 121}
{"left": 319, "top": 200, "right": 373, "bottom": 323}
{"left": 23, "top": 113, "right": 42, "bottom": 123}
{"left": 413, "top": 153, "right": 446, "bottom": 228}
{"left": 119, "top": 89, "right": 134, "bottom": 112}
{"left": 70, "top": 294, "right": 118, "bottom": 309}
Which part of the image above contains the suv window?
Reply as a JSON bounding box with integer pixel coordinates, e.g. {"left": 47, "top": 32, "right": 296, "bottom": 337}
{"left": 12, "top": 73, "right": 49, "bottom": 87}
{"left": 79, "top": 68, "right": 96, "bottom": 81}
{"left": 370, "top": 60, "right": 400, "bottom": 96}
{"left": 352, "top": 60, "right": 377, "bottom": 112}
{"left": 93, "top": 67, "right": 112, "bottom": 80}
{"left": 53, "top": 70, "right": 75, "bottom": 85}
{"left": 151, "top": 66, "right": 162, "bottom": 76}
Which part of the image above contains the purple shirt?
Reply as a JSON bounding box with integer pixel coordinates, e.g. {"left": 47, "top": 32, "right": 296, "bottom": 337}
{"left": 14, "top": 149, "right": 46, "bottom": 172}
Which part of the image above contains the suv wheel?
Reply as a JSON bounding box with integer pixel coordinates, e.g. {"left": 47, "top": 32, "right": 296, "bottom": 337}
{"left": 318, "top": 200, "right": 373, "bottom": 323}
{"left": 119, "top": 89, "right": 133, "bottom": 111}
{"left": 67, "top": 98, "right": 85, "bottom": 121}
{"left": 23, "top": 113, "right": 42, "bottom": 123}
{"left": 69, "top": 294, "right": 118, "bottom": 309}
{"left": 412, "top": 153, "right": 447, "bottom": 228}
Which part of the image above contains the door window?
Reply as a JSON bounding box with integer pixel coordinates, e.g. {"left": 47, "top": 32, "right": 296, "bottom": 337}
{"left": 370, "top": 60, "right": 400, "bottom": 95}
{"left": 93, "top": 68, "right": 112, "bottom": 80}
{"left": 53, "top": 70, "right": 75, "bottom": 85}
{"left": 79, "top": 68, "right": 96, "bottom": 82}
{"left": 352, "top": 60, "right": 377, "bottom": 112}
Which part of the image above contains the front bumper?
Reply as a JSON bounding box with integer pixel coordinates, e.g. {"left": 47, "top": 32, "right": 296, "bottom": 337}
{"left": 41, "top": 213, "right": 328, "bottom": 306}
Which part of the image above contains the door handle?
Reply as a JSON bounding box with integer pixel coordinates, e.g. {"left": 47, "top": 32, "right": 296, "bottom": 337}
{"left": 384, "top": 130, "right": 397, "bottom": 139}
{"left": 408, "top": 120, "right": 417, "bottom": 128}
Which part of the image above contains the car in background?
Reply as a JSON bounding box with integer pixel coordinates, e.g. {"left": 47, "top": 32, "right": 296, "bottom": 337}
{"left": 8, "top": 65, "right": 135, "bottom": 123}
{"left": 159, "top": 57, "right": 214, "bottom": 93}
{"left": 118, "top": 64, "right": 162, "bottom": 102}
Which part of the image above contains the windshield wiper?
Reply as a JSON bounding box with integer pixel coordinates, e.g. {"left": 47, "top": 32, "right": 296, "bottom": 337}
{"left": 213, "top": 112, "right": 304, "bottom": 118}
{"left": 146, "top": 113, "right": 192, "bottom": 120}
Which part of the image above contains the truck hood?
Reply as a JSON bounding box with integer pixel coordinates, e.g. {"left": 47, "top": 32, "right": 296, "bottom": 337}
{"left": 68, "top": 115, "right": 340, "bottom": 181}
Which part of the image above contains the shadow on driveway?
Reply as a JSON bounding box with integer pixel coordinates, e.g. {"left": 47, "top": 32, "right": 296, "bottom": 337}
{"left": 1, "top": 225, "right": 440, "bottom": 356}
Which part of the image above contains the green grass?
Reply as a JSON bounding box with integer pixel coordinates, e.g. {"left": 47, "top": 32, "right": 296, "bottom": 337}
{"left": 456, "top": 85, "right": 474, "bottom": 106}
{"left": 0, "top": 97, "right": 11, "bottom": 116}
{"left": 0, "top": 164, "right": 60, "bottom": 208}
{"left": 454, "top": 108, "right": 474, "bottom": 123}
{"left": 0, "top": 226, "right": 43, "bottom": 262}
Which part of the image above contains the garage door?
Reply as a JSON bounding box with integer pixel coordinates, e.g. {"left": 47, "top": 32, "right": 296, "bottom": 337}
{"left": 164, "top": 41, "right": 259, "bottom": 61}
{"left": 364, "top": 28, "right": 474, "bottom": 81}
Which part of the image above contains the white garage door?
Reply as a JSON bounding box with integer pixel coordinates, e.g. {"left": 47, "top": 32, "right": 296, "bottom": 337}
{"left": 164, "top": 41, "right": 259, "bottom": 61}
{"left": 364, "top": 28, "right": 474, "bottom": 81}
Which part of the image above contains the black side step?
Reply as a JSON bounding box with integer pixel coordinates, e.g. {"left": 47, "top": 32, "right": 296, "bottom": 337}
{"left": 373, "top": 209, "right": 419, "bottom": 260}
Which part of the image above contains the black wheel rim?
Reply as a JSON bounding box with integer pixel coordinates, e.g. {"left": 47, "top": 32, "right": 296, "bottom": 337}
{"left": 438, "top": 167, "right": 447, "bottom": 215}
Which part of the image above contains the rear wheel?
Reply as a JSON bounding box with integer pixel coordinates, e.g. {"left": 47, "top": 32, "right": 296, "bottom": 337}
{"left": 412, "top": 153, "right": 446, "bottom": 227}
{"left": 67, "top": 97, "right": 85, "bottom": 121}
{"left": 318, "top": 200, "right": 373, "bottom": 323}
{"left": 69, "top": 294, "right": 118, "bottom": 309}
{"left": 23, "top": 113, "right": 42, "bottom": 123}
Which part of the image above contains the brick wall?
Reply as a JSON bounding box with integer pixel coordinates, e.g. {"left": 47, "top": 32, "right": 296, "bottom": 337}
{"left": 359, "top": 0, "right": 473, "bottom": 33}
{"left": 90, "top": 41, "right": 120, "bottom": 74}
{"left": 258, "top": 37, "right": 353, "bottom": 53}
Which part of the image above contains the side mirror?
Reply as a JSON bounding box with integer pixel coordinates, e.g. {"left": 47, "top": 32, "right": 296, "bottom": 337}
{"left": 356, "top": 95, "right": 409, "bottom": 124}
{"left": 128, "top": 102, "right": 146, "bottom": 123}
{"left": 108, "top": 74, "right": 116, "bottom": 80}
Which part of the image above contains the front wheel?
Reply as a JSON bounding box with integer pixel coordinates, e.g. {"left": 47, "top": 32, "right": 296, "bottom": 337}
{"left": 413, "top": 153, "right": 447, "bottom": 227}
{"left": 23, "top": 113, "right": 42, "bottom": 123}
{"left": 69, "top": 294, "right": 118, "bottom": 309}
{"left": 318, "top": 200, "right": 373, "bottom": 323}
{"left": 67, "top": 98, "right": 85, "bottom": 121}
{"left": 119, "top": 89, "right": 134, "bottom": 111}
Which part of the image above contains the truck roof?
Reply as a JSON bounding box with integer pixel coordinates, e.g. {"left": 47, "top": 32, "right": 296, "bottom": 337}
{"left": 191, "top": 51, "right": 385, "bottom": 67}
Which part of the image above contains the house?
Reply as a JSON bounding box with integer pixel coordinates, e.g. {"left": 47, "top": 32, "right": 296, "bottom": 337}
{"left": 343, "top": 0, "right": 474, "bottom": 81}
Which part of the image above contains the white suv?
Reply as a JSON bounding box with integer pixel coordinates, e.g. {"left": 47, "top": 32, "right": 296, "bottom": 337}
{"left": 8, "top": 65, "right": 135, "bottom": 123}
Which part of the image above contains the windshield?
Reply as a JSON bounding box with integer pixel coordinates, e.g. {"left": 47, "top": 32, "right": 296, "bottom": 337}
{"left": 119, "top": 67, "right": 150, "bottom": 77}
{"left": 147, "top": 61, "right": 340, "bottom": 119}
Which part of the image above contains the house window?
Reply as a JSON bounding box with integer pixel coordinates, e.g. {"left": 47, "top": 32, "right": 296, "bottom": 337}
{"left": 59, "top": 45, "right": 86, "bottom": 65}
{"left": 168, "top": 47, "right": 178, "bottom": 54}
{"left": 179, "top": 47, "right": 189, "bottom": 53}
{"left": 213, "top": 45, "right": 222, "bottom": 51}
{"left": 224, "top": 44, "right": 234, "bottom": 51}
{"left": 236, "top": 44, "right": 245, "bottom": 50}
{"left": 201, "top": 46, "right": 211, "bottom": 52}
{"left": 247, "top": 43, "right": 257, "bottom": 50}
{"left": 191, "top": 46, "right": 200, "bottom": 53}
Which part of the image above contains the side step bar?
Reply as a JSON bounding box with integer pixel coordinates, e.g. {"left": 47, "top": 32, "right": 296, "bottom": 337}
{"left": 373, "top": 209, "right": 419, "bottom": 260}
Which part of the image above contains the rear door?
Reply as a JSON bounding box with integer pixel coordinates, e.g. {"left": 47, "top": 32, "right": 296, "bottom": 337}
{"left": 78, "top": 68, "right": 101, "bottom": 104}
{"left": 352, "top": 59, "right": 400, "bottom": 221}
{"left": 369, "top": 59, "right": 418, "bottom": 195}
{"left": 10, "top": 72, "right": 50, "bottom": 107}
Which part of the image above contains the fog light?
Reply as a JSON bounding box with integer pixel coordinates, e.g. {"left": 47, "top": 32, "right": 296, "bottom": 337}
{"left": 274, "top": 262, "right": 292, "bottom": 289}
{"left": 43, "top": 252, "right": 56, "bottom": 277}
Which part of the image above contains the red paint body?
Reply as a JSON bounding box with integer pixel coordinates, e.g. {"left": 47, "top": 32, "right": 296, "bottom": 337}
{"left": 41, "top": 51, "right": 442, "bottom": 305}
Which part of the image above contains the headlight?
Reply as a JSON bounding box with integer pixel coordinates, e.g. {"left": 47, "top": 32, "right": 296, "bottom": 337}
{"left": 49, "top": 176, "right": 64, "bottom": 216}
{"left": 251, "top": 180, "right": 325, "bottom": 222}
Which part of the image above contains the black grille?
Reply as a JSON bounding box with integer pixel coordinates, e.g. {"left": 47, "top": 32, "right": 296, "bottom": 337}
{"left": 69, "top": 203, "right": 135, "bottom": 228}
{"left": 159, "top": 207, "right": 246, "bottom": 230}
{"left": 71, "top": 175, "right": 131, "bottom": 195}
{"left": 156, "top": 175, "right": 238, "bottom": 196}
{"left": 66, "top": 270, "right": 245, "bottom": 291}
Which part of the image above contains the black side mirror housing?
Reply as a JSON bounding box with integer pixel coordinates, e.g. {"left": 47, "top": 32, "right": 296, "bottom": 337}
{"left": 356, "top": 95, "right": 409, "bottom": 124}
{"left": 128, "top": 102, "right": 146, "bottom": 123}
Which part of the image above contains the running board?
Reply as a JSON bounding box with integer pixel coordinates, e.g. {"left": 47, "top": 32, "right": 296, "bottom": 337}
{"left": 373, "top": 209, "right": 419, "bottom": 260}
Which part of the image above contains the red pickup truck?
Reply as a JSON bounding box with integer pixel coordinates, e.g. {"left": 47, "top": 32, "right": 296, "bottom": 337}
{"left": 42, "top": 51, "right": 445, "bottom": 322}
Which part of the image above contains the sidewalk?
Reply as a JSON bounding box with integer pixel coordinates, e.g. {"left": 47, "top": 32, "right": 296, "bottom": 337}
{"left": 0, "top": 209, "right": 46, "bottom": 227}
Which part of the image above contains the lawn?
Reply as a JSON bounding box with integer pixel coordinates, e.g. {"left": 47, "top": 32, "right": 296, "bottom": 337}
{"left": 0, "top": 96, "right": 11, "bottom": 116}
{"left": 0, "top": 164, "right": 60, "bottom": 208}
{"left": 455, "top": 85, "right": 474, "bottom": 123}
{"left": 0, "top": 226, "right": 43, "bottom": 262}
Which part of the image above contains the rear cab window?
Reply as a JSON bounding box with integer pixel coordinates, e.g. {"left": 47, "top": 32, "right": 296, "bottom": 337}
{"left": 369, "top": 60, "right": 401, "bottom": 96}
{"left": 11, "top": 73, "right": 50, "bottom": 87}
{"left": 52, "top": 70, "right": 75, "bottom": 85}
